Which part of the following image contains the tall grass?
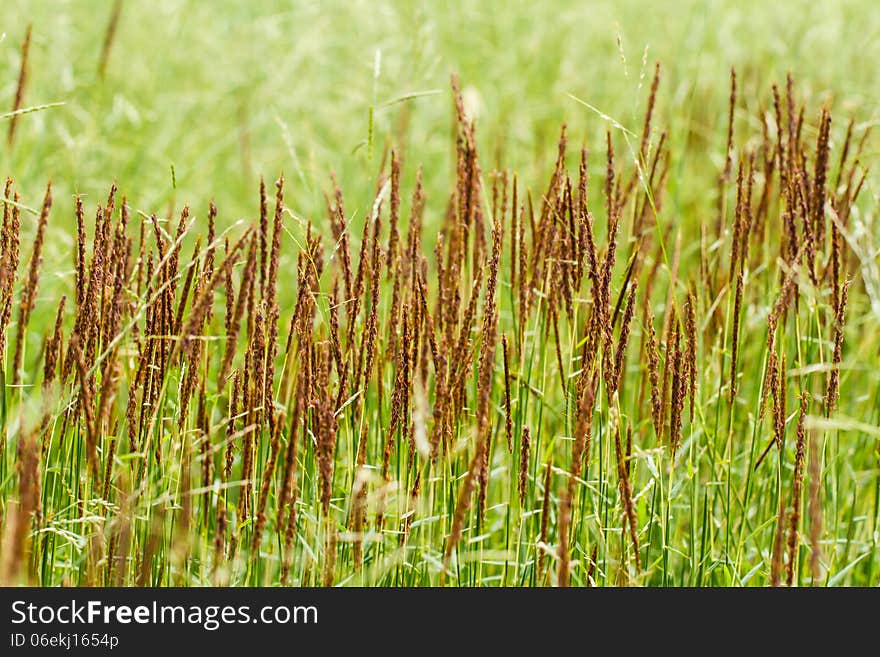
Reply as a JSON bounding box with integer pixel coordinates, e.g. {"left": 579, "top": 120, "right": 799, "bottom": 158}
{"left": 0, "top": 50, "right": 877, "bottom": 586}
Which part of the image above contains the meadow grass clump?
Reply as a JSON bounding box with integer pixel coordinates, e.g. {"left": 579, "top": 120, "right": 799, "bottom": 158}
{"left": 0, "top": 59, "right": 878, "bottom": 588}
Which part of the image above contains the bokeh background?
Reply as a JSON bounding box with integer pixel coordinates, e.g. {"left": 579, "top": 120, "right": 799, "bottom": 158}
{"left": 2, "top": 0, "right": 879, "bottom": 294}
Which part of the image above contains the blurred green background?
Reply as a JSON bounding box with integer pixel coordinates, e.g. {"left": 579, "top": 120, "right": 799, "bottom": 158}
{"left": 2, "top": 0, "right": 878, "bottom": 287}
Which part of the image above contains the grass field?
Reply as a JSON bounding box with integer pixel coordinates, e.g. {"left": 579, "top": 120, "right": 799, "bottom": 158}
{"left": 1, "top": 1, "right": 879, "bottom": 586}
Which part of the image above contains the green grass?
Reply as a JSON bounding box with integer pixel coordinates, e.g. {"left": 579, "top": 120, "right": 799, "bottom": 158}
{"left": 0, "top": 0, "right": 879, "bottom": 587}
